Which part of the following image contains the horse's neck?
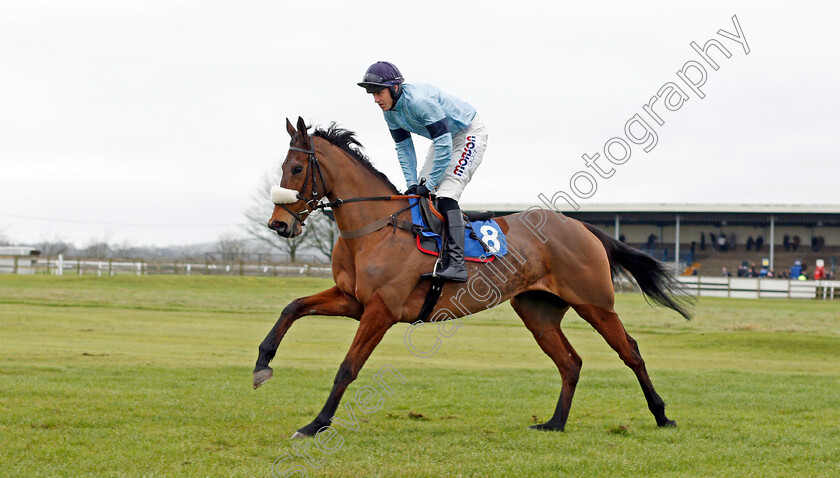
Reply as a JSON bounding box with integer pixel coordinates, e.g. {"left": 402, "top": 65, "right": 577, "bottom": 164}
{"left": 321, "top": 149, "right": 406, "bottom": 235}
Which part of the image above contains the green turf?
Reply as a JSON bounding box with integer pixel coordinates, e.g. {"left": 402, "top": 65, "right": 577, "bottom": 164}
{"left": 1, "top": 275, "right": 838, "bottom": 477}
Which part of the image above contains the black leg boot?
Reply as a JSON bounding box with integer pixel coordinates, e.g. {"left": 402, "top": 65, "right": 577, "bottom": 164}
{"left": 435, "top": 209, "right": 468, "bottom": 282}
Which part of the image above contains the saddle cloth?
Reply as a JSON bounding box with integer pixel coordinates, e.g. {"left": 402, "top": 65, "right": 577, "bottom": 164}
{"left": 408, "top": 198, "right": 508, "bottom": 262}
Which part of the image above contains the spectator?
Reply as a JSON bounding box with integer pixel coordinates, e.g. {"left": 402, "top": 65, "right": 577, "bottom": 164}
{"left": 718, "top": 234, "right": 727, "bottom": 252}
{"left": 790, "top": 260, "right": 802, "bottom": 279}
{"left": 755, "top": 235, "right": 764, "bottom": 251}
{"left": 722, "top": 267, "right": 731, "bottom": 277}
{"left": 619, "top": 233, "right": 626, "bottom": 243}
{"left": 710, "top": 233, "right": 717, "bottom": 251}
{"left": 646, "top": 233, "right": 657, "bottom": 249}
{"left": 783, "top": 234, "right": 790, "bottom": 252}
{"left": 729, "top": 232, "right": 736, "bottom": 251}
{"left": 814, "top": 259, "right": 826, "bottom": 280}
{"left": 700, "top": 232, "right": 706, "bottom": 251}
{"left": 813, "top": 235, "right": 825, "bottom": 252}
{"left": 749, "top": 263, "right": 758, "bottom": 277}
{"left": 690, "top": 241, "right": 696, "bottom": 254}
{"left": 792, "top": 235, "right": 800, "bottom": 251}
{"left": 746, "top": 235, "right": 754, "bottom": 251}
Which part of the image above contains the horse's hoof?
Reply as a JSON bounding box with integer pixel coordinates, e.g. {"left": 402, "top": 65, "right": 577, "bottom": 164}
{"left": 658, "top": 419, "right": 677, "bottom": 428}
{"left": 529, "top": 422, "right": 565, "bottom": 432}
{"left": 290, "top": 431, "right": 309, "bottom": 439}
{"left": 253, "top": 368, "right": 273, "bottom": 389}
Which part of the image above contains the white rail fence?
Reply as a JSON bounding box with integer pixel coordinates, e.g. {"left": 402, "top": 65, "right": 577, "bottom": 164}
{"left": 677, "top": 276, "right": 839, "bottom": 300}
{"left": 0, "top": 255, "right": 332, "bottom": 278}
{"left": 3, "top": 255, "right": 838, "bottom": 299}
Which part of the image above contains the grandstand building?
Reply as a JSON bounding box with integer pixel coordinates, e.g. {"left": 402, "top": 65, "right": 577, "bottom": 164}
{"left": 462, "top": 203, "right": 840, "bottom": 278}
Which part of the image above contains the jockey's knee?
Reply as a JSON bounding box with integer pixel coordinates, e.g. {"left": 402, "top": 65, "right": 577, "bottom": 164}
{"left": 437, "top": 197, "right": 459, "bottom": 214}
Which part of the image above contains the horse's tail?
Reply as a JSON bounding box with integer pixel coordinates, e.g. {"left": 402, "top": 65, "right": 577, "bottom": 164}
{"left": 583, "top": 222, "right": 694, "bottom": 320}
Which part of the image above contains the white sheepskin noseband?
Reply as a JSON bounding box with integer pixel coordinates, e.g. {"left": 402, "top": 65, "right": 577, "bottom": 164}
{"left": 270, "top": 186, "right": 299, "bottom": 205}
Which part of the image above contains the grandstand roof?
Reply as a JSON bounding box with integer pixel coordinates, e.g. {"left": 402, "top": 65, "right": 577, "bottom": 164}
{"left": 461, "top": 203, "right": 840, "bottom": 214}
{"left": 460, "top": 203, "right": 840, "bottom": 226}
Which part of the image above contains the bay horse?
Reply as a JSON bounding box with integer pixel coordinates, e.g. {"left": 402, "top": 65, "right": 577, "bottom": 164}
{"left": 254, "top": 117, "right": 692, "bottom": 438}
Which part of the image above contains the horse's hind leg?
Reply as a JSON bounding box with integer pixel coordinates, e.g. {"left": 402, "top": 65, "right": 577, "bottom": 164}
{"left": 511, "top": 291, "right": 581, "bottom": 431}
{"left": 572, "top": 303, "right": 676, "bottom": 427}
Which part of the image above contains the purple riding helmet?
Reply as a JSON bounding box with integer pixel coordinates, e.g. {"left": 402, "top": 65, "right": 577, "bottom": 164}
{"left": 357, "top": 61, "right": 404, "bottom": 104}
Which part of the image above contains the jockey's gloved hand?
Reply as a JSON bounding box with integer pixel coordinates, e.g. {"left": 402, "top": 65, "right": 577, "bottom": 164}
{"left": 404, "top": 184, "right": 419, "bottom": 195}
{"left": 415, "top": 184, "right": 431, "bottom": 196}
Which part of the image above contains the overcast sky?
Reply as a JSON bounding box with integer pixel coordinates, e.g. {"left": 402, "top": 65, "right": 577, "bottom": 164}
{"left": 1, "top": 1, "right": 838, "bottom": 246}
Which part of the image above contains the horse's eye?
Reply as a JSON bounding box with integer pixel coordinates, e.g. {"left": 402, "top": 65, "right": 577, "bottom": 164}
{"left": 292, "top": 165, "right": 303, "bottom": 175}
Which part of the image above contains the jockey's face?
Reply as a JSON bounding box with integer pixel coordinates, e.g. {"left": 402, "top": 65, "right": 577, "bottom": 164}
{"left": 372, "top": 86, "right": 395, "bottom": 111}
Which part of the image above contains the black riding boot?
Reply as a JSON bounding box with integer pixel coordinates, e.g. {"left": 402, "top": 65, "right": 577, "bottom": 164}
{"left": 435, "top": 209, "right": 468, "bottom": 282}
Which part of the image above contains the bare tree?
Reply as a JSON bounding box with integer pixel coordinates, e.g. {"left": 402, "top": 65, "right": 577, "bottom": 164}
{"left": 36, "top": 233, "right": 70, "bottom": 259}
{"left": 0, "top": 227, "right": 11, "bottom": 246}
{"left": 306, "top": 211, "right": 339, "bottom": 261}
{"left": 83, "top": 239, "right": 111, "bottom": 258}
{"left": 243, "top": 168, "right": 310, "bottom": 263}
{"left": 177, "top": 244, "right": 204, "bottom": 261}
{"left": 112, "top": 239, "right": 139, "bottom": 259}
{"left": 215, "top": 231, "right": 250, "bottom": 261}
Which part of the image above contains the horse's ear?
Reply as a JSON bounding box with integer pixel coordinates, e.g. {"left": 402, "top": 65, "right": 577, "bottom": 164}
{"left": 296, "top": 116, "right": 310, "bottom": 145}
{"left": 286, "top": 118, "right": 296, "bottom": 137}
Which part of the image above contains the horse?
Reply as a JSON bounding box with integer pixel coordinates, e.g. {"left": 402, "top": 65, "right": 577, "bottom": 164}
{"left": 254, "top": 116, "right": 692, "bottom": 438}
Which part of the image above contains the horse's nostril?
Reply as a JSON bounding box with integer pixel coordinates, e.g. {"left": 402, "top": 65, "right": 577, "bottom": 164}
{"left": 269, "top": 221, "right": 288, "bottom": 234}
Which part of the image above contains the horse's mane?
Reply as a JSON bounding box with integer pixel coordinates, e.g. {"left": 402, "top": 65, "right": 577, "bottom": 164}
{"left": 313, "top": 123, "right": 399, "bottom": 194}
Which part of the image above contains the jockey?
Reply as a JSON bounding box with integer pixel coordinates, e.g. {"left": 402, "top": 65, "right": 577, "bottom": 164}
{"left": 357, "top": 61, "right": 489, "bottom": 282}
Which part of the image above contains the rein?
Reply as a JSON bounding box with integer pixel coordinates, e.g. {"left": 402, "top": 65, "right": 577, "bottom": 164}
{"left": 336, "top": 202, "right": 419, "bottom": 239}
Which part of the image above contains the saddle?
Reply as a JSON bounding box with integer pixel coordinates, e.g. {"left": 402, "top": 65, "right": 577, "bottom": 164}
{"left": 410, "top": 197, "right": 507, "bottom": 263}
{"left": 417, "top": 196, "right": 495, "bottom": 237}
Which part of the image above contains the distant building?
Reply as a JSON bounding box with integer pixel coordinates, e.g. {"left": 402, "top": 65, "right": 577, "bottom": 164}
{"left": 0, "top": 246, "right": 41, "bottom": 274}
{"left": 460, "top": 203, "right": 840, "bottom": 275}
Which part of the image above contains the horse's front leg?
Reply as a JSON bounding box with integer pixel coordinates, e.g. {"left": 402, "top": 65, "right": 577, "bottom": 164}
{"left": 253, "top": 286, "right": 363, "bottom": 389}
{"left": 293, "top": 294, "right": 396, "bottom": 438}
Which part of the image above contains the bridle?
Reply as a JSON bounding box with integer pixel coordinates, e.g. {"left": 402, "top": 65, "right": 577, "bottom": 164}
{"left": 274, "top": 139, "right": 329, "bottom": 228}
{"left": 272, "top": 135, "right": 423, "bottom": 238}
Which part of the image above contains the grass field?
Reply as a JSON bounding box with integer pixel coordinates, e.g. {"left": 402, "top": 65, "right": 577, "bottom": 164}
{"left": 1, "top": 274, "right": 839, "bottom": 477}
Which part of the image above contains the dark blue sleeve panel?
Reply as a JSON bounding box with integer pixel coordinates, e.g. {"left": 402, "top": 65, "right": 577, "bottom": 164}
{"left": 425, "top": 118, "right": 450, "bottom": 139}
{"left": 390, "top": 128, "right": 411, "bottom": 143}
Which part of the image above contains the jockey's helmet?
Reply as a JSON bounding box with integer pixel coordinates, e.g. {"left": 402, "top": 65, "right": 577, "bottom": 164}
{"left": 357, "top": 61, "right": 404, "bottom": 96}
